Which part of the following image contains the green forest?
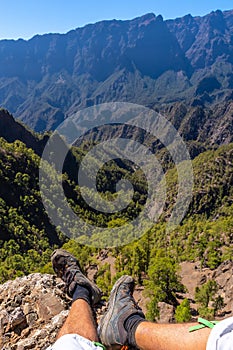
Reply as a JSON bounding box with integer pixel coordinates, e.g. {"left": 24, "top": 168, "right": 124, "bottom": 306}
{"left": 0, "top": 116, "right": 232, "bottom": 320}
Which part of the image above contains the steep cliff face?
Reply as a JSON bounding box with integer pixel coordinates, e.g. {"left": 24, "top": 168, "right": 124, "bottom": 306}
{"left": 167, "top": 10, "right": 233, "bottom": 68}
{"left": 0, "top": 10, "right": 233, "bottom": 131}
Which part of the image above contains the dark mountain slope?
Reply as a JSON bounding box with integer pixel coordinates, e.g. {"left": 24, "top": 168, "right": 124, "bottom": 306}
{"left": 0, "top": 137, "right": 63, "bottom": 270}
{"left": 165, "top": 100, "right": 233, "bottom": 145}
{"left": 0, "top": 108, "right": 48, "bottom": 155}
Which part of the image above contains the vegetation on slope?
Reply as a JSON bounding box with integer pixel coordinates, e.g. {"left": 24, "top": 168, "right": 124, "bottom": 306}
{"left": 0, "top": 123, "right": 232, "bottom": 321}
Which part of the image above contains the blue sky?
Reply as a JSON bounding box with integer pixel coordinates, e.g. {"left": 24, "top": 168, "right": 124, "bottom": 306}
{"left": 0, "top": 0, "right": 232, "bottom": 40}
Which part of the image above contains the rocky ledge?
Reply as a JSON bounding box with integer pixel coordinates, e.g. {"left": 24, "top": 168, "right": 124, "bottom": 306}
{"left": 0, "top": 274, "right": 70, "bottom": 350}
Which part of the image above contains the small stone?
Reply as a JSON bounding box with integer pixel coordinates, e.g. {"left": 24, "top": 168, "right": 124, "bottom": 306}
{"left": 0, "top": 310, "right": 10, "bottom": 328}
{"left": 157, "top": 302, "right": 175, "bottom": 323}
{"left": 26, "top": 312, "right": 38, "bottom": 326}
{"left": 10, "top": 308, "right": 26, "bottom": 328}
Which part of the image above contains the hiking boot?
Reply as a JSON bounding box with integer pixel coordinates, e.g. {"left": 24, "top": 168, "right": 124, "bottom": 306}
{"left": 98, "top": 275, "right": 145, "bottom": 347}
{"left": 51, "top": 249, "right": 102, "bottom": 306}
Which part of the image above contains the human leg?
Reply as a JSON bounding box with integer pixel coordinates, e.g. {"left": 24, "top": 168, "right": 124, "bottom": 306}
{"left": 57, "top": 299, "right": 98, "bottom": 341}
{"left": 135, "top": 321, "right": 211, "bottom": 350}
{"left": 135, "top": 316, "right": 233, "bottom": 350}
{"left": 99, "top": 275, "right": 214, "bottom": 350}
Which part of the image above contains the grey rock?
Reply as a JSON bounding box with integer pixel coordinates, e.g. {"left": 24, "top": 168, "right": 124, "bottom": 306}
{"left": 0, "top": 274, "right": 71, "bottom": 349}
{"left": 9, "top": 307, "right": 26, "bottom": 328}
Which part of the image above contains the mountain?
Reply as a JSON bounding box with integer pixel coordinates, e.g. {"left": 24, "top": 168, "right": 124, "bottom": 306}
{"left": 0, "top": 108, "right": 48, "bottom": 154}
{"left": 1, "top": 10, "right": 233, "bottom": 131}
{"left": 167, "top": 10, "right": 233, "bottom": 69}
{"left": 0, "top": 10, "right": 232, "bottom": 339}
{"left": 73, "top": 101, "right": 233, "bottom": 157}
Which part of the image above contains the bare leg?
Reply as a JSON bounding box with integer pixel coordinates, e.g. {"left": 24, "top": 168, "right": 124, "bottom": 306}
{"left": 57, "top": 299, "right": 98, "bottom": 342}
{"left": 135, "top": 321, "right": 211, "bottom": 350}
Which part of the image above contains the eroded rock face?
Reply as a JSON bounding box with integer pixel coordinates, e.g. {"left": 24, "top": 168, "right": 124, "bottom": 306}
{"left": 0, "top": 273, "right": 71, "bottom": 350}
{"left": 213, "top": 260, "right": 233, "bottom": 315}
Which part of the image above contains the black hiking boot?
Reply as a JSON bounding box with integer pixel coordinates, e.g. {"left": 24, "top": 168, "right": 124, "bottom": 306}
{"left": 51, "top": 249, "right": 102, "bottom": 306}
{"left": 98, "top": 275, "right": 145, "bottom": 347}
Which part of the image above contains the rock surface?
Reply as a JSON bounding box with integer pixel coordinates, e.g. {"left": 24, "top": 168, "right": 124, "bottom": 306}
{"left": 0, "top": 273, "right": 70, "bottom": 350}
{"left": 180, "top": 260, "right": 233, "bottom": 318}
{"left": 157, "top": 302, "right": 175, "bottom": 323}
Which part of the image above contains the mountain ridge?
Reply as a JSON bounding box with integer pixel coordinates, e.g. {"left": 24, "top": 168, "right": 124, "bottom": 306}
{"left": 1, "top": 10, "right": 233, "bottom": 131}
